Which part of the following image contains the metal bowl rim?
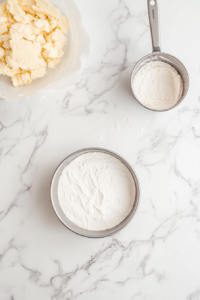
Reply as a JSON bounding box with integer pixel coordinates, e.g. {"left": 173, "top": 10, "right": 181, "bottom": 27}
{"left": 131, "top": 52, "right": 189, "bottom": 112}
{"left": 50, "top": 147, "right": 140, "bottom": 238}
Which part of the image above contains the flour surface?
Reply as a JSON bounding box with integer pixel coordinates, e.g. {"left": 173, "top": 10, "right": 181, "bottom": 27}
{"left": 58, "top": 152, "right": 136, "bottom": 231}
{"left": 133, "top": 61, "right": 183, "bottom": 110}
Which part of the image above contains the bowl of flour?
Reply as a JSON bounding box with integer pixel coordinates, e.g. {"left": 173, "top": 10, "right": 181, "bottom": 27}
{"left": 131, "top": 0, "right": 189, "bottom": 111}
{"left": 132, "top": 60, "right": 184, "bottom": 111}
{"left": 51, "top": 148, "right": 140, "bottom": 238}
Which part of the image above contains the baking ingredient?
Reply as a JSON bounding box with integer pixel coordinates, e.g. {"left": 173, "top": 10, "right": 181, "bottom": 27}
{"left": 58, "top": 152, "right": 136, "bottom": 231}
{"left": 0, "top": 0, "right": 69, "bottom": 86}
{"left": 133, "top": 61, "right": 183, "bottom": 110}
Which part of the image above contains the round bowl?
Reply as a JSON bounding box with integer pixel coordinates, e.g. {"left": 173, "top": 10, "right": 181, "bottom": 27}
{"left": 131, "top": 52, "right": 189, "bottom": 112}
{"left": 0, "top": 0, "right": 90, "bottom": 101}
{"left": 50, "top": 148, "right": 140, "bottom": 238}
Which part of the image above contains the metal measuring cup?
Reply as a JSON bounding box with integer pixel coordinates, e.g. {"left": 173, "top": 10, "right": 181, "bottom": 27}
{"left": 131, "top": 0, "right": 189, "bottom": 112}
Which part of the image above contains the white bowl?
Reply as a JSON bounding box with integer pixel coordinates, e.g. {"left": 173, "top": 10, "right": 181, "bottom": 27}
{"left": 0, "top": 0, "right": 90, "bottom": 101}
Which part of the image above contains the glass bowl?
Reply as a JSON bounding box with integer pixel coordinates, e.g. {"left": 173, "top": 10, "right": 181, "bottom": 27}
{"left": 0, "top": 0, "right": 90, "bottom": 101}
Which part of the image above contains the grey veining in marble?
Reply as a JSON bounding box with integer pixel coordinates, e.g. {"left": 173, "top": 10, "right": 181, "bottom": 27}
{"left": 0, "top": 0, "right": 200, "bottom": 299}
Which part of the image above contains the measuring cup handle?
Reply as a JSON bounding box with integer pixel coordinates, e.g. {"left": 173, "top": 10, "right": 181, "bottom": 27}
{"left": 147, "top": 0, "right": 161, "bottom": 52}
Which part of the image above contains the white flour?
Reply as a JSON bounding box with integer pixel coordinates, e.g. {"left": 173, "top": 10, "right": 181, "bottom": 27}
{"left": 58, "top": 152, "right": 136, "bottom": 231}
{"left": 133, "top": 61, "right": 183, "bottom": 110}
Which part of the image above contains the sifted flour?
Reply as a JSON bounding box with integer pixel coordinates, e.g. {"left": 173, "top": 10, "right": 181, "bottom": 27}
{"left": 133, "top": 61, "right": 183, "bottom": 110}
{"left": 57, "top": 152, "right": 136, "bottom": 231}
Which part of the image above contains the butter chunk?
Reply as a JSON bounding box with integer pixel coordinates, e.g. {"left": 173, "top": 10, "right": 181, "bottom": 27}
{"left": 34, "top": 19, "right": 50, "bottom": 32}
{"left": 0, "top": 60, "right": 20, "bottom": 76}
{"left": 0, "top": 47, "right": 5, "bottom": 58}
{"left": 36, "top": 34, "right": 46, "bottom": 45}
{"left": 7, "top": 0, "right": 33, "bottom": 24}
{"left": 7, "top": 14, "right": 15, "bottom": 24}
{"left": 33, "top": 0, "right": 69, "bottom": 34}
{"left": 31, "top": 65, "right": 46, "bottom": 79}
{"left": 0, "top": 2, "right": 9, "bottom": 17}
{"left": 49, "top": 17, "right": 57, "bottom": 31}
{"left": 46, "top": 28, "right": 66, "bottom": 47}
{"left": 35, "top": 12, "right": 46, "bottom": 19}
{"left": 0, "top": 23, "right": 9, "bottom": 34}
{"left": 12, "top": 71, "right": 31, "bottom": 86}
{"left": 5, "top": 49, "right": 12, "bottom": 56}
{"left": 0, "top": 16, "right": 8, "bottom": 24}
{"left": 8, "top": 23, "right": 46, "bottom": 70}
{"left": 12, "top": 66, "right": 46, "bottom": 86}
{"left": 43, "top": 42, "right": 64, "bottom": 59}
{"left": 20, "top": 0, "right": 35, "bottom": 6}
{"left": 47, "top": 57, "right": 60, "bottom": 68}
{"left": 12, "top": 23, "right": 38, "bottom": 41}
{"left": 0, "top": 34, "right": 10, "bottom": 42}
{"left": 10, "top": 37, "right": 46, "bottom": 70}
{"left": 11, "top": 22, "right": 41, "bottom": 36}
{"left": 18, "top": 0, "right": 35, "bottom": 14}
{"left": 3, "top": 40, "right": 10, "bottom": 48}
{"left": 6, "top": 55, "right": 19, "bottom": 69}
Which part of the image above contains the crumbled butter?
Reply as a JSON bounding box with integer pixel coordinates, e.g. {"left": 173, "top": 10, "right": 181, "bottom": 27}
{"left": 0, "top": 0, "right": 69, "bottom": 86}
{"left": 0, "top": 46, "right": 5, "bottom": 57}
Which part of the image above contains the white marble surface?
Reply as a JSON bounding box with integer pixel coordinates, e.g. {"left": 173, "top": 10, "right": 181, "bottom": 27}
{"left": 1, "top": 0, "right": 200, "bottom": 299}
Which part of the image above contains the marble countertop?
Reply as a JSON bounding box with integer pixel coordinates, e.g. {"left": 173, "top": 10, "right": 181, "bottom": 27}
{"left": 1, "top": 0, "right": 200, "bottom": 299}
